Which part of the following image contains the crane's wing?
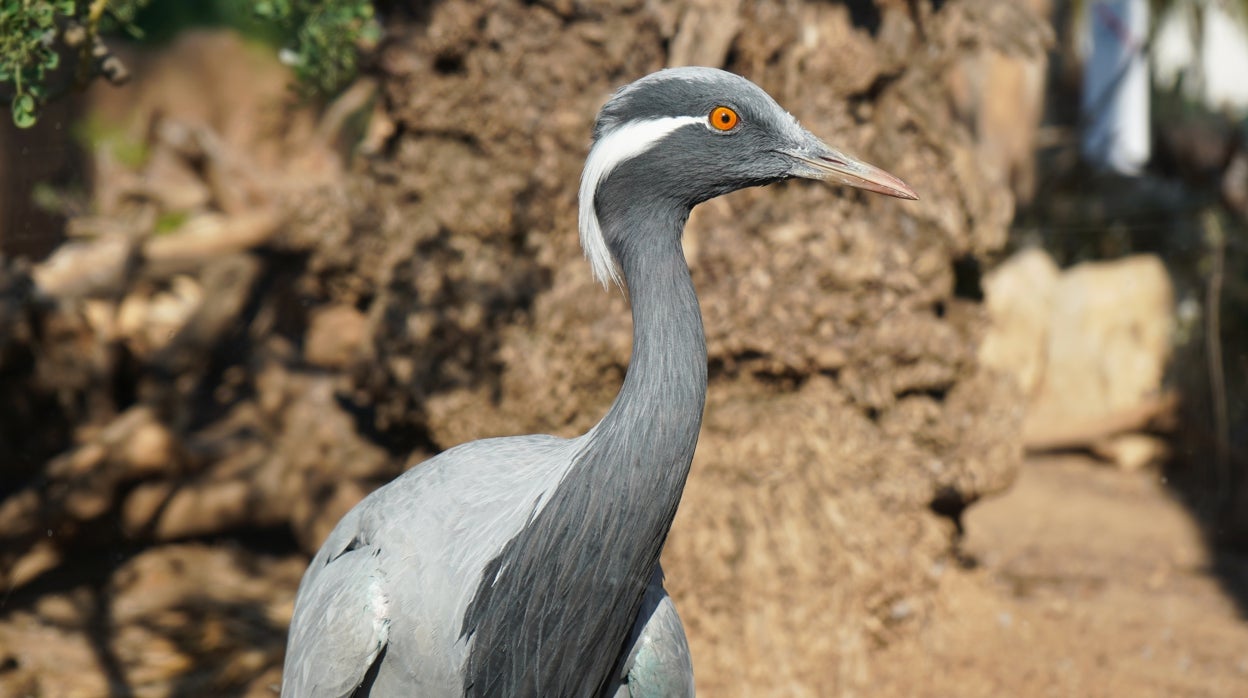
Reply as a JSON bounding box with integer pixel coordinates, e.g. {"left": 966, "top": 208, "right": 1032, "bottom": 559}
{"left": 281, "top": 434, "right": 577, "bottom": 696}
{"left": 282, "top": 516, "right": 390, "bottom": 698}
{"left": 610, "top": 566, "right": 695, "bottom": 697}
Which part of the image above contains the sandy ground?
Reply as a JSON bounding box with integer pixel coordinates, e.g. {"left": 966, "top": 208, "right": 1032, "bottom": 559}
{"left": 874, "top": 455, "right": 1248, "bottom": 697}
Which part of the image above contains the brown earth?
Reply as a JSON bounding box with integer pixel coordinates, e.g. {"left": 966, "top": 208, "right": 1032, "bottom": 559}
{"left": 1, "top": 1, "right": 1245, "bottom": 696}
{"left": 877, "top": 456, "right": 1248, "bottom": 698}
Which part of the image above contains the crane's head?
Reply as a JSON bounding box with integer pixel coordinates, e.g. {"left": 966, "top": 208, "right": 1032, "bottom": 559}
{"left": 579, "top": 67, "right": 917, "bottom": 287}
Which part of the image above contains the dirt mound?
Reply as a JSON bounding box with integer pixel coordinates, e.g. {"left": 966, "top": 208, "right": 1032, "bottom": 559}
{"left": 0, "top": 1, "right": 1043, "bottom": 695}
{"left": 352, "top": 1, "right": 1031, "bottom": 693}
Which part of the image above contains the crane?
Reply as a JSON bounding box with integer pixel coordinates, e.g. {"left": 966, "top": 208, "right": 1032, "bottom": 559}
{"left": 281, "top": 66, "right": 916, "bottom": 697}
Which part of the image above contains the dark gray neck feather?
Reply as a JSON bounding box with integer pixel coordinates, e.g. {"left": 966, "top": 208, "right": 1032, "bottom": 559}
{"left": 592, "top": 206, "right": 708, "bottom": 472}
{"left": 460, "top": 197, "right": 706, "bottom": 697}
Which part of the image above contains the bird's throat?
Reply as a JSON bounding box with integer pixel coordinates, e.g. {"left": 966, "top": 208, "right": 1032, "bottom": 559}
{"left": 591, "top": 230, "right": 708, "bottom": 481}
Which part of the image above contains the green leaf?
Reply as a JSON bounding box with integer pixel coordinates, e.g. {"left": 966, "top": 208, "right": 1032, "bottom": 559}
{"left": 12, "top": 94, "right": 37, "bottom": 129}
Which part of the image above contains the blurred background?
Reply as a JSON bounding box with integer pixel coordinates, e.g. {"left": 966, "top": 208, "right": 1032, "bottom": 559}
{"left": 1, "top": 0, "right": 1246, "bottom": 695}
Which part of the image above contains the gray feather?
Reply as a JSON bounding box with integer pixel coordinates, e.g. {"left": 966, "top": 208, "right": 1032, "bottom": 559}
{"left": 282, "top": 435, "right": 577, "bottom": 696}
{"left": 610, "top": 566, "right": 695, "bottom": 698}
{"left": 460, "top": 223, "right": 706, "bottom": 697}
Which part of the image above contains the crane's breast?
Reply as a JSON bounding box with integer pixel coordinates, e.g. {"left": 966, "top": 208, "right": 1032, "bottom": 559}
{"left": 332, "top": 433, "right": 581, "bottom": 690}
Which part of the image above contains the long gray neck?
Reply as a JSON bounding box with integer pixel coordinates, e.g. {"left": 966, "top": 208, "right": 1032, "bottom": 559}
{"left": 460, "top": 204, "right": 707, "bottom": 698}
{"left": 587, "top": 213, "right": 708, "bottom": 488}
{"left": 565, "top": 205, "right": 707, "bottom": 691}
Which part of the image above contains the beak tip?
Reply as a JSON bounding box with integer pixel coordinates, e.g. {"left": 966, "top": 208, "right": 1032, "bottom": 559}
{"left": 883, "top": 179, "right": 919, "bottom": 200}
{"left": 788, "top": 146, "right": 919, "bottom": 202}
{"left": 880, "top": 175, "right": 919, "bottom": 201}
{"left": 869, "top": 180, "right": 920, "bottom": 201}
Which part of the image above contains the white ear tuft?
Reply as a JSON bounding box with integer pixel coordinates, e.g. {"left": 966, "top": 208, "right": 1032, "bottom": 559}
{"left": 577, "top": 116, "right": 702, "bottom": 288}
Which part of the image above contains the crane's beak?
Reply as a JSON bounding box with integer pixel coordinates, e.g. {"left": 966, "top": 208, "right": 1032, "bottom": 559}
{"left": 781, "top": 140, "right": 918, "bottom": 200}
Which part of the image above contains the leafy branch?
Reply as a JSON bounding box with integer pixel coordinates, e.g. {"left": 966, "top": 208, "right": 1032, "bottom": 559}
{"left": 0, "top": 0, "right": 379, "bottom": 128}
{"left": 255, "top": 0, "right": 379, "bottom": 97}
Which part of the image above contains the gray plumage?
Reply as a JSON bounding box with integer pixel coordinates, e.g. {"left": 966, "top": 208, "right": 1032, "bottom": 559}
{"left": 282, "top": 67, "right": 916, "bottom": 698}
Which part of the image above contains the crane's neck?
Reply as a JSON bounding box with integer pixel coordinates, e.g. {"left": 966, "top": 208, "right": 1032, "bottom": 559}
{"left": 586, "top": 209, "right": 707, "bottom": 502}
{"left": 458, "top": 202, "right": 708, "bottom": 697}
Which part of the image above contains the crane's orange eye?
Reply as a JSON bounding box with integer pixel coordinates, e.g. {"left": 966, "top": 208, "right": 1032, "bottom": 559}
{"left": 709, "top": 106, "right": 739, "bottom": 131}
